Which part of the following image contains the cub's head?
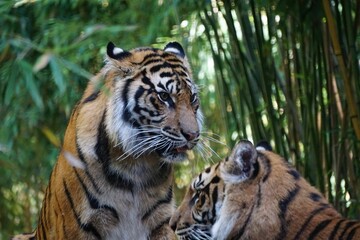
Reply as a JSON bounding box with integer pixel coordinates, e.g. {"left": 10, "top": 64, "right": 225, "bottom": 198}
{"left": 100, "top": 42, "right": 202, "bottom": 162}
{"left": 170, "top": 140, "right": 272, "bottom": 239}
{"left": 170, "top": 163, "right": 225, "bottom": 239}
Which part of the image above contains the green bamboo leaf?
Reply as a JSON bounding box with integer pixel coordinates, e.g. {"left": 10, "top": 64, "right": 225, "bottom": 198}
{"left": 4, "top": 62, "right": 18, "bottom": 106}
{"left": 18, "top": 60, "right": 44, "bottom": 109}
{"left": 59, "top": 57, "right": 94, "bottom": 80}
{"left": 49, "top": 55, "right": 66, "bottom": 93}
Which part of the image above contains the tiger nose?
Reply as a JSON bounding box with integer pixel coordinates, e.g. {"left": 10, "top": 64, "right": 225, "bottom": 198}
{"left": 181, "top": 130, "right": 199, "bottom": 141}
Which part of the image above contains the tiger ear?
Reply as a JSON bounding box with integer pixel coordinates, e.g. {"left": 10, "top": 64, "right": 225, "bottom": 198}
{"left": 107, "top": 42, "right": 132, "bottom": 60}
{"left": 221, "top": 140, "right": 258, "bottom": 183}
{"left": 255, "top": 140, "right": 272, "bottom": 151}
{"left": 164, "top": 42, "right": 185, "bottom": 58}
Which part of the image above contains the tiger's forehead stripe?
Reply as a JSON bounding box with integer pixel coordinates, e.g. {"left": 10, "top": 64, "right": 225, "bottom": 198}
{"left": 193, "top": 163, "right": 221, "bottom": 190}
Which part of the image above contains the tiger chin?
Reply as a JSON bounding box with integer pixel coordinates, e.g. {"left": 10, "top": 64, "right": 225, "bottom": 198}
{"left": 170, "top": 140, "right": 360, "bottom": 240}
{"left": 12, "top": 42, "right": 203, "bottom": 240}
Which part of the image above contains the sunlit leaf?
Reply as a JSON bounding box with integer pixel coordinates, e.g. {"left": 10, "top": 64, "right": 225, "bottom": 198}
{"left": 41, "top": 126, "right": 61, "bottom": 147}
{"left": 33, "top": 53, "right": 51, "bottom": 72}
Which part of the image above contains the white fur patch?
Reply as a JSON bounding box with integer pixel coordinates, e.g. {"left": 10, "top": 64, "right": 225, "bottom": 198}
{"left": 255, "top": 146, "right": 266, "bottom": 151}
{"left": 212, "top": 212, "right": 238, "bottom": 240}
{"left": 63, "top": 151, "right": 86, "bottom": 169}
{"left": 113, "top": 47, "right": 124, "bottom": 55}
{"left": 164, "top": 47, "right": 181, "bottom": 55}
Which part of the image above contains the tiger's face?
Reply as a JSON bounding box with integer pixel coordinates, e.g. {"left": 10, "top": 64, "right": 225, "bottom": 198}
{"left": 103, "top": 42, "right": 202, "bottom": 162}
{"left": 169, "top": 163, "right": 225, "bottom": 239}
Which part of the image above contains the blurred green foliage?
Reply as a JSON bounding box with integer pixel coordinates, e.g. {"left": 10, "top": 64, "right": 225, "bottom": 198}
{"left": 1, "top": 0, "right": 359, "bottom": 238}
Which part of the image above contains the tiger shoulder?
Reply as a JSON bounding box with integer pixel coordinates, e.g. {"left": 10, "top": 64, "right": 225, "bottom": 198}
{"left": 171, "top": 140, "right": 360, "bottom": 240}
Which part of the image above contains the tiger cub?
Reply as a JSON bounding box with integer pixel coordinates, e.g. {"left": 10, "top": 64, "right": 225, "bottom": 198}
{"left": 12, "top": 42, "right": 203, "bottom": 240}
{"left": 170, "top": 140, "right": 360, "bottom": 240}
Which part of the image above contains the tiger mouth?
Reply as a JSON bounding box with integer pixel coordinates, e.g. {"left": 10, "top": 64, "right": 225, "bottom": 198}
{"left": 156, "top": 144, "right": 193, "bottom": 159}
{"left": 174, "top": 145, "right": 191, "bottom": 153}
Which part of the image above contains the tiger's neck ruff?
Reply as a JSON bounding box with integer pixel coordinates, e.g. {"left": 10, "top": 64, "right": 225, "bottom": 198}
{"left": 33, "top": 42, "right": 202, "bottom": 240}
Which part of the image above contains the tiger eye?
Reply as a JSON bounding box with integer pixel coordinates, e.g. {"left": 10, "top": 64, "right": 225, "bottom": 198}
{"left": 158, "top": 92, "right": 170, "bottom": 102}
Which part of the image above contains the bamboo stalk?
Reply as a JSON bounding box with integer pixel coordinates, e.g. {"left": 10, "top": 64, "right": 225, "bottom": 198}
{"left": 322, "top": 0, "right": 360, "bottom": 140}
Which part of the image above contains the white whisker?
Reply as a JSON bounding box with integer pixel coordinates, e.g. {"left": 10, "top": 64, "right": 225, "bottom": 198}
{"left": 199, "top": 140, "right": 222, "bottom": 160}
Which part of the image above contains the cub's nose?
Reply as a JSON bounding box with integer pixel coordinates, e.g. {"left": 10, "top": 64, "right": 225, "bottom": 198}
{"left": 181, "top": 130, "right": 199, "bottom": 141}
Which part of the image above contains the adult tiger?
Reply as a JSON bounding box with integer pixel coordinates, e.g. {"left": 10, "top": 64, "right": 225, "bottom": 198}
{"left": 12, "top": 41, "right": 202, "bottom": 240}
{"left": 170, "top": 140, "right": 360, "bottom": 240}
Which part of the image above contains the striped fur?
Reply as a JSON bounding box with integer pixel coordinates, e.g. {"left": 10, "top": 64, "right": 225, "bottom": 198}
{"left": 12, "top": 42, "right": 202, "bottom": 240}
{"left": 170, "top": 140, "right": 360, "bottom": 240}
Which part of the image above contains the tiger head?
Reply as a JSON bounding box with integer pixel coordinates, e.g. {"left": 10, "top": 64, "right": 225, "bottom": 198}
{"left": 170, "top": 162, "right": 225, "bottom": 239}
{"left": 96, "top": 42, "right": 202, "bottom": 163}
{"left": 170, "top": 140, "right": 271, "bottom": 239}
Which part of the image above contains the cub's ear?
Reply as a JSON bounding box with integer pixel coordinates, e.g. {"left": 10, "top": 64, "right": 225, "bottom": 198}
{"left": 164, "top": 42, "right": 185, "bottom": 58}
{"left": 107, "top": 42, "right": 132, "bottom": 60}
{"left": 221, "top": 140, "right": 258, "bottom": 183}
{"left": 255, "top": 140, "right": 272, "bottom": 151}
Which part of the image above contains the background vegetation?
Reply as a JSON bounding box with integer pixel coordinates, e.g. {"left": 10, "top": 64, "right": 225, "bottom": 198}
{"left": 1, "top": 0, "right": 359, "bottom": 237}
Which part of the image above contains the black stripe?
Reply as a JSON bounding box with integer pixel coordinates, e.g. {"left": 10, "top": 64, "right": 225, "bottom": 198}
{"left": 250, "top": 161, "right": 259, "bottom": 180}
{"left": 338, "top": 221, "right": 359, "bottom": 239}
{"left": 54, "top": 191, "right": 68, "bottom": 239}
{"left": 230, "top": 201, "right": 256, "bottom": 240}
{"left": 82, "top": 91, "right": 99, "bottom": 104}
{"left": 329, "top": 219, "right": 346, "bottom": 240}
{"left": 149, "top": 95, "right": 161, "bottom": 111}
{"left": 141, "top": 58, "right": 163, "bottom": 66}
{"left": 160, "top": 72, "right": 175, "bottom": 78}
{"left": 215, "top": 162, "right": 221, "bottom": 170}
{"left": 141, "top": 71, "right": 155, "bottom": 88}
{"left": 255, "top": 182, "right": 262, "bottom": 207}
{"left": 76, "top": 141, "right": 101, "bottom": 194}
{"left": 346, "top": 224, "right": 360, "bottom": 240}
{"left": 288, "top": 169, "right": 300, "bottom": 180}
{"left": 308, "top": 219, "right": 332, "bottom": 239}
{"left": 157, "top": 81, "right": 168, "bottom": 92}
{"left": 121, "top": 76, "right": 133, "bottom": 119}
{"left": 142, "top": 186, "right": 173, "bottom": 221}
{"left": 162, "top": 52, "right": 184, "bottom": 62}
{"left": 210, "top": 185, "right": 218, "bottom": 224}
{"left": 95, "top": 113, "right": 135, "bottom": 190}
{"left": 309, "top": 192, "right": 322, "bottom": 202}
{"left": 261, "top": 157, "right": 271, "bottom": 182}
{"left": 74, "top": 168, "right": 119, "bottom": 220}
{"left": 211, "top": 175, "right": 220, "bottom": 184}
{"left": 149, "top": 62, "right": 186, "bottom": 73}
{"left": 165, "top": 79, "right": 175, "bottom": 91}
{"left": 63, "top": 180, "right": 101, "bottom": 239}
{"left": 277, "top": 185, "right": 300, "bottom": 239}
{"left": 292, "top": 204, "right": 331, "bottom": 240}
{"left": 137, "top": 53, "right": 161, "bottom": 65}
{"left": 40, "top": 220, "right": 47, "bottom": 240}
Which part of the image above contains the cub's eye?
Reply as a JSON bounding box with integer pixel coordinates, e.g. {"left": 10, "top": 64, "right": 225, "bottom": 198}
{"left": 158, "top": 92, "right": 170, "bottom": 102}
{"left": 190, "top": 93, "right": 197, "bottom": 104}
